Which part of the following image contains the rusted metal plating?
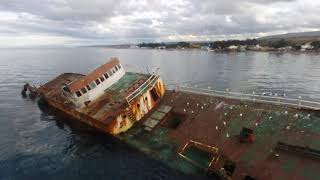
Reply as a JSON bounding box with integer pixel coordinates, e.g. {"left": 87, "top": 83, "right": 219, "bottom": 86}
{"left": 108, "top": 78, "right": 165, "bottom": 134}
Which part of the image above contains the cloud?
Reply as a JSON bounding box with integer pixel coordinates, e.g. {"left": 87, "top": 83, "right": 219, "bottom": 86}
{"left": 0, "top": 0, "right": 319, "bottom": 47}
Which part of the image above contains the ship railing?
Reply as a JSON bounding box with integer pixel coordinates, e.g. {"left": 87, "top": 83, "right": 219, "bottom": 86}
{"left": 179, "top": 86, "right": 320, "bottom": 110}
{"left": 126, "top": 74, "right": 159, "bottom": 104}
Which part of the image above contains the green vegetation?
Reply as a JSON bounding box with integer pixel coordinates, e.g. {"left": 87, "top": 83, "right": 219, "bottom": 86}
{"left": 139, "top": 42, "right": 190, "bottom": 49}
{"left": 137, "top": 38, "right": 320, "bottom": 52}
{"left": 209, "top": 39, "right": 258, "bottom": 49}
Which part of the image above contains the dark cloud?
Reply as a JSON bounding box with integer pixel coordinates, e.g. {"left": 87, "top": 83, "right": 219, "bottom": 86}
{"left": 0, "top": 0, "right": 319, "bottom": 47}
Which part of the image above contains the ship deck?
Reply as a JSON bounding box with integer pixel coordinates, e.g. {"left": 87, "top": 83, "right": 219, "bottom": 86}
{"left": 37, "top": 73, "right": 85, "bottom": 100}
{"left": 119, "top": 90, "right": 320, "bottom": 180}
{"left": 38, "top": 72, "right": 150, "bottom": 124}
{"left": 80, "top": 72, "right": 149, "bottom": 121}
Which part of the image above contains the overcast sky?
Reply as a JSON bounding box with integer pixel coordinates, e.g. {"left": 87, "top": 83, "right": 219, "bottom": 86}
{"left": 0, "top": 0, "right": 319, "bottom": 47}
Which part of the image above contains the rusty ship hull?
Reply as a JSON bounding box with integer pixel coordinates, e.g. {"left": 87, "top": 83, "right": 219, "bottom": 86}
{"left": 35, "top": 66, "right": 165, "bottom": 135}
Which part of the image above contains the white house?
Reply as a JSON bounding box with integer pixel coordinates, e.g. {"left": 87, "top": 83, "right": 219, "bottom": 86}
{"left": 228, "top": 45, "right": 238, "bottom": 50}
{"left": 301, "top": 43, "right": 313, "bottom": 51}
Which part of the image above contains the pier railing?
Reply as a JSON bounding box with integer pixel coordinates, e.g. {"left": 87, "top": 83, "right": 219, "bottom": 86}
{"left": 179, "top": 86, "right": 320, "bottom": 110}
{"left": 126, "top": 74, "right": 159, "bottom": 104}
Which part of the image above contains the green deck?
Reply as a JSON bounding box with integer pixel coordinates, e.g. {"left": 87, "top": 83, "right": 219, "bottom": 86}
{"left": 183, "top": 146, "right": 212, "bottom": 168}
{"left": 81, "top": 72, "right": 148, "bottom": 119}
{"left": 119, "top": 126, "right": 204, "bottom": 175}
{"left": 105, "top": 72, "right": 148, "bottom": 100}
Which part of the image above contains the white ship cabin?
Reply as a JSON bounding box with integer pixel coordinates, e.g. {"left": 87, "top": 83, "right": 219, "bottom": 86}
{"left": 64, "top": 58, "right": 125, "bottom": 108}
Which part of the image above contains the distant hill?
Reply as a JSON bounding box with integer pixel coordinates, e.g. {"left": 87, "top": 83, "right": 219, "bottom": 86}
{"left": 258, "top": 31, "right": 320, "bottom": 44}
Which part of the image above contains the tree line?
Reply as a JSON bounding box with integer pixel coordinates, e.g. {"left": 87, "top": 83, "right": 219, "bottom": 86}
{"left": 138, "top": 39, "right": 320, "bottom": 50}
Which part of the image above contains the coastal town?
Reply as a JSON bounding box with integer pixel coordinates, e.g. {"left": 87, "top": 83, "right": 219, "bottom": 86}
{"left": 133, "top": 39, "right": 320, "bottom": 52}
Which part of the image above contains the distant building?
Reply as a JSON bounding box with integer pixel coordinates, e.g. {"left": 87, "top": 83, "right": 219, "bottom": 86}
{"left": 254, "top": 44, "right": 261, "bottom": 50}
{"left": 238, "top": 45, "right": 246, "bottom": 52}
{"left": 228, "top": 45, "right": 238, "bottom": 50}
{"left": 301, "top": 43, "right": 313, "bottom": 51}
{"left": 130, "top": 45, "right": 139, "bottom": 49}
{"left": 201, "top": 45, "right": 210, "bottom": 50}
{"left": 279, "top": 46, "right": 292, "bottom": 51}
{"left": 157, "top": 46, "right": 166, "bottom": 49}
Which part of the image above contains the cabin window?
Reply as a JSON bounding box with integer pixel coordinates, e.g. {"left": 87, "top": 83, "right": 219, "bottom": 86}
{"left": 115, "top": 65, "right": 118, "bottom": 71}
{"left": 112, "top": 68, "right": 116, "bottom": 74}
{"left": 86, "top": 85, "right": 91, "bottom": 91}
{"left": 99, "top": 76, "right": 105, "bottom": 82}
{"left": 117, "top": 64, "right": 121, "bottom": 69}
{"left": 108, "top": 70, "right": 113, "bottom": 76}
{"left": 89, "top": 81, "right": 96, "bottom": 89}
{"left": 95, "top": 79, "right": 100, "bottom": 85}
{"left": 75, "top": 91, "right": 82, "bottom": 97}
{"left": 104, "top": 73, "right": 109, "bottom": 79}
{"left": 81, "top": 87, "right": 87, "bottom": 94}
{"left": 62, "top": 86, "right": 70, "bottom": 92}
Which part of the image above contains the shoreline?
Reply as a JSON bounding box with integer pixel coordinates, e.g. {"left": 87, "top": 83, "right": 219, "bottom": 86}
{"left": 102, "top": 47, "right": 320, "bottom": 54}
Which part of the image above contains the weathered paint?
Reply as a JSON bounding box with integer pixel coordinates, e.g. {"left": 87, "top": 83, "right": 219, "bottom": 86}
{"left": 108, "top": 77, "right": 165, "bottom": 135}
{"left": 130, "top": 77, "right": 165, "bottom": 122}
{"left": 35, "top": 65, "right": 166, "bottom": 135}
{"left": 73, "top": 64, "right": 125, "bottom": 108}
{"left": 108, "top": 111, "right": 134, "bottom": 134}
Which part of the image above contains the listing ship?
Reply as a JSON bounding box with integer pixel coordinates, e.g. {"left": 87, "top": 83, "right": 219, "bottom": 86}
{"left": 24, "top": 58, "right": 165, "bottom": 135}
{"left": 24, "top": 58, "right": 320, "bottom": 180}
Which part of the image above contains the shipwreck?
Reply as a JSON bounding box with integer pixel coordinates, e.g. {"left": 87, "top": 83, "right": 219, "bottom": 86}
{"left": 24, "top": 58, "right": 165, "bottom": 135}
{"left": 23, "top": 57, "right": 320, "bottom": 180}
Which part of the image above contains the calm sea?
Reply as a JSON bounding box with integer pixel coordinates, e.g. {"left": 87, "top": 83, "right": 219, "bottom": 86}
{"left": 1, "top": 47, "right": 320, "bottom": 179}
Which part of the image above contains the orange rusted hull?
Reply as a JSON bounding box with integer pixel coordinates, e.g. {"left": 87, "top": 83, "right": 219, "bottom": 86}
{"left": 107, "top": 78, "right": 166, "bottom": 134}
{"left": 36, "top": 72, "right": 165, "bottom": 135}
